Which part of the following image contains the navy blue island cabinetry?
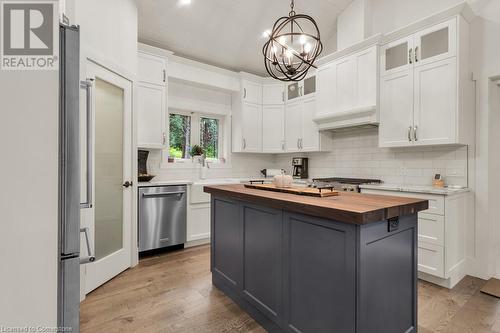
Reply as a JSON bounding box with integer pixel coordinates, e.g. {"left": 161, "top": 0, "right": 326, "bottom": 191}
{"left": 205, "top": 184, "right": 428, "bottom": 333}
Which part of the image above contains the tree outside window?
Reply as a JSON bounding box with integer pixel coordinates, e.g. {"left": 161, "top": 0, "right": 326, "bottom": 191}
{"left": 200, "top": 117, "right": 219, "bottom": 159}
{"left": 169, "top": 114, "right": 191, "bottom": 158}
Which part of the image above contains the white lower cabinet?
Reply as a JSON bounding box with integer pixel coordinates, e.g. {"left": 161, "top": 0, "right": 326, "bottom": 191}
{"left": 360, "top": 188, "right": 470, "bottom": 288}
{"left": 186, "top": 185, "right": 211, "bottom": 244}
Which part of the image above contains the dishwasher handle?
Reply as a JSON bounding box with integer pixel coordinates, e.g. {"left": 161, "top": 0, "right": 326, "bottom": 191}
{"left": 142, "top": 191, "right": 185, "bottom": 198}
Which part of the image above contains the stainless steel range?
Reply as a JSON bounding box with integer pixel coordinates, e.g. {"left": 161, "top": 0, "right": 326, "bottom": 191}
{"left": 311, "top": 177, "right": 381, "bottom": 192}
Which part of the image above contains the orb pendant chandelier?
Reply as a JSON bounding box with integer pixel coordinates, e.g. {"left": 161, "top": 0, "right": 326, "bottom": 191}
{"left": 262, "top": 0, "right": 323, "bottom": 82}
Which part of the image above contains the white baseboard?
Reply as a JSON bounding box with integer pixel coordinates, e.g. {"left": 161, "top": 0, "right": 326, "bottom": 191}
{"left": 185, "top": 238, "right": 210, "bottom": 248}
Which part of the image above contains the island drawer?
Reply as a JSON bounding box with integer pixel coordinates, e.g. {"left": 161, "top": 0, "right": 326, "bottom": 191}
{"left": 418, "top": 213, "right": 445, "bottom": 246}
{"left": 417, "top": 242, "right": 445, "bottom": 278}
{"left": 361, "top": 189, "right": 444, "bottom": 215}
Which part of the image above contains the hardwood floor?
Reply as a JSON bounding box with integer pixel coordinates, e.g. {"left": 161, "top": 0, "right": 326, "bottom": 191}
{"left": 81, "top": 245, "right": 500, "bottom": 333}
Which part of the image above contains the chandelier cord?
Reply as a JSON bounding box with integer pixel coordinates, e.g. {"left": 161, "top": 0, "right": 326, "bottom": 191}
{"left": 289, "top": 0, "right": 296, "bottom": 16}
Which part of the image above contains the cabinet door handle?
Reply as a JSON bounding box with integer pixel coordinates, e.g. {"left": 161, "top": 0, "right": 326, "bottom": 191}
{"left": 409, "top": 48, "right": 413, "bottom": 64}
{"left": 415, "top": 46, "right": 419, "bottom": 62}
{"left": 282, "top": 141, "right": 285, "bottom": 151}
{"left": 163, "top": 69, "right": 166, "bottom": 82}
{"left": 80, "top": 78, "right": 94, "bottom": 209}
{"left": 300, "top": 86, "right": 303, "bottom": 96}
{"left": 243, "top": 138, "right": 246, "bottom": 150}
{"left": 297, "top": 139, "right": 300, "bottom": 149}
{"left": 413, "top": 126, "right": 418, "bottom": 141}
{"left": 162, "top": 132, "right": 166, "bottom": 145}
{"left": 282, "top": 91, "right": 285, "bottom": 102}
{"left": 243, "top": 88, "right": 247, "bottom": 99}
{"left": 408, "top": 126, "right": 412, "bottom": 142}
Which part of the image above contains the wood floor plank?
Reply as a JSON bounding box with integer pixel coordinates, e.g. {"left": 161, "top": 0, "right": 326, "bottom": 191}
{"left": 81, "top": 245, "right": 500, "bottom": 333}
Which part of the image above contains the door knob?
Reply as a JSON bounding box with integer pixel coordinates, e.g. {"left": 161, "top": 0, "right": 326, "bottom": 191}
{"left": 123, "top": 181, "right": 133, "bottom": 188}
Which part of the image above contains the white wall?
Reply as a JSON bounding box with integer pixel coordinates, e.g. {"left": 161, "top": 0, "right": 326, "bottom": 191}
{"left": 72, "top": 0, "right": 138, "bottom": 75}
{"left": 337, "top": 0, "right": 369, "bottom": 50}
{"left": 0, "top": 68, "right": 59, "bottom": 326}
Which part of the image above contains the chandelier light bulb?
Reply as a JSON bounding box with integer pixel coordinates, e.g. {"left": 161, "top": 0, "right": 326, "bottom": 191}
{"left": 300, "top": 35, "right": 307, "bottom": 45}
{"left": 262, "top": 30, "right": 271, "bottom": 38}
{"left": 279, "top": 35, "right": 287, "bottom": 45}
{"left": 304, "top": 43, "right": 312, "bottom": 53}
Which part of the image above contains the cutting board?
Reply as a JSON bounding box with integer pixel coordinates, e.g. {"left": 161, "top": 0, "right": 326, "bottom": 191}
{"left": 244, "top": 183, "right": 339, "bottom": 198}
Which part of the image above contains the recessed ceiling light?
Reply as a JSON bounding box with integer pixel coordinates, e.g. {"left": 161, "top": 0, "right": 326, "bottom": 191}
{"left": 178, "top": 0, "right": 191, "bottom": 6}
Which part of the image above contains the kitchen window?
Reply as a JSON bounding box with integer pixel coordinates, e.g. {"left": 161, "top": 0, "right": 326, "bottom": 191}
{"left": 168, "top": 112, "right": 223, "bottom": 161}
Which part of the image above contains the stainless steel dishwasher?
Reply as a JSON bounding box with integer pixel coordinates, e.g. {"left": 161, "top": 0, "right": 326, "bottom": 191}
{"left": 138, "top": 185, "right": 187, "bottom": 252}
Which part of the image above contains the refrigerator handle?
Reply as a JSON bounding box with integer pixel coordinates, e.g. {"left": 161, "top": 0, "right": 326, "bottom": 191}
{"left": 80, "top": 79, "right": 94, "bottom": 209}
{"left": 80, "top": 227, "right": 95, "bottom": 264}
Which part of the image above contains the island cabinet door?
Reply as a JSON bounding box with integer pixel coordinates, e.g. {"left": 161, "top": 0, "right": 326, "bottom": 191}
{"left": 241, "top": 204, "right": 283, "bottom": 324}
{"left": 357, "top": 214, "right": 418, "bottom": 333}
{"left": 211, "top": 198, "right": 243, "bottom": 288}
{"left": 283, "top": 213, "right": 356, "bottom": 333}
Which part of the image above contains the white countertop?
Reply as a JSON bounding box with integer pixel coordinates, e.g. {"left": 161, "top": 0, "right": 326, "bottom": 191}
{"left": 359, "top": 184, "right": 470, "bottom": 196}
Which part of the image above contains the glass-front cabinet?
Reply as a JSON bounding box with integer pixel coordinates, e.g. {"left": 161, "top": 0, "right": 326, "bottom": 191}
{"left": 381, "top": 18, "right": 456, "bottom": 76}
{"left": 286, "top": 74, "right": 316, "bottom": 101}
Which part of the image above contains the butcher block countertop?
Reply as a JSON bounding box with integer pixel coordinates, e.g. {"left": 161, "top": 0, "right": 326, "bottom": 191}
{"left": 204, "top": 184, "right": 429, "bottom": 225}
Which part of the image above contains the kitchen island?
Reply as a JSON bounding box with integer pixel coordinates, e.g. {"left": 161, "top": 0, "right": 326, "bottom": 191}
{"left": 204, "top": 184, "right": 429, "bottom": 333}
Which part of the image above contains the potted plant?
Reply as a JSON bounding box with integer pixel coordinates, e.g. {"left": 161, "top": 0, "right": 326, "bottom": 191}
{"left": 190, "top": 145, "right": 204, "bottom": 163}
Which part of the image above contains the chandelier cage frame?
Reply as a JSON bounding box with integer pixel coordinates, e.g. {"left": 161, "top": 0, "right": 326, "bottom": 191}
{"left": 262, "top": 0, "right": 323, "bottom": 82}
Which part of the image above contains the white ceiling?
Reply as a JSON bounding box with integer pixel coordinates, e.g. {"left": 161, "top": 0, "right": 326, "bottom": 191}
{"left": 137, "top": 0, "right": 353, "bottom": 76}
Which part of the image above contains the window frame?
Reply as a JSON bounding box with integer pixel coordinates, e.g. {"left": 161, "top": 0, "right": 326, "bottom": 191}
{"left": 167, "top": 110, "right": 224, "bottom": 163}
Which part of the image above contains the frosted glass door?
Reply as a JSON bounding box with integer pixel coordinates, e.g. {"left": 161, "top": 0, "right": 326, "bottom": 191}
{"left": 381, "top": 36, "right": 413, "bottom": 76}
{"left": 94, "top": 78, "right": 124, "bottom": 260}
{"left": 83, "top": 61, "right": 132, "bottom": 294}
{"left": 414, "top": 19, "right": 456, "bottom": 66}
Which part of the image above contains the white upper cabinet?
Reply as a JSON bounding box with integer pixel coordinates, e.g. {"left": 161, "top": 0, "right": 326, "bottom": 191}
{"left": 263, "top": 83, "right": 285, "bottom": 105}
{"left": 379, "top": 70, "right": 414, "bottom": 147}
{"left": 262, "top": 105, "right": 285, "bottom": 153}
{"left": 413, "top": 57, "right": 457, "bottom": 145}
{"left": 241, "top": 102, "right": 263, "bottom": 152}
{"left": 286, "top": 75, "right": 316, "bottom": 102}
{"left": 284, "top": 100, "right": 303, "bottom": 152}
{"left": 242, "top": 79, "right": 262, "bottom": 104}
{"left": 300, "top": 97, "right": 320, "bottom": 152}
{"left": 137, "top": 51, "right": 168, "bottom": 149}
{"left": 315, "top": 44, "right": 379, "bottom": 130}
{"left": 138, "top": 51, "right": 167, "bottom": 86}
{"left": 381, "top": 36, "right": 414, "bottom": 76}
{"left": 284, "top": 96, "right": 330, "bottom": 153}
{"left": 379, "top": 17, "right": 472, "bottom": 148}
{"left": 413, "top": 19, "right": 457, "bottom": 67}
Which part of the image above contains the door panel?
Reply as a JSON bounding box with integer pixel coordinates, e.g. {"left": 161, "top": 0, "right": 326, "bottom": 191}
{"left": 285, "top": 101, "right": 302, "bottom": 152}
{"left": 243, "top": 205, "right": 282, "bottom": 322}
{"left": 335, "top": 57, "right": 356, "bottom": 112}
{"left": 138, "top": 52, "right": 166, "bottom": 86}
{"left": 379, "top": 69, "right": 414, "bottom": 147}
{"left": 356, "top": 46, "right": 378, "bottom": 108}
{"left": 137, "top": 82, "right": 166, "bottom": 149}
{"left": 284, "top": 214, "right": 356, "bottom": 333}
{"left": 316, "top": 64, "right": 336, "bottom": 117}
{"left": 262, "top": 105, "right": 285, "bottom": 153}
{"left": 300, "top": 97, "right": 319, "bottom": 152}
{"left": 381, "top": 36, "right": 414, "bottom": 76}
{"left": 242, "top": 80, "right": 262, "bottom": 104}
{"left": 413, "top": 57, "right": 457, "bottom": 145}
{"left": 414, "top": 18, "right": 457, "bottom": 67}
{"left": 241, "top": 102, "right": 262, "bottom": 152}
{"left": 263, "top": 83, "right": 284, "bottom": 105}
{"left": 84, "top": 62, "right": 133, "bottom": 294}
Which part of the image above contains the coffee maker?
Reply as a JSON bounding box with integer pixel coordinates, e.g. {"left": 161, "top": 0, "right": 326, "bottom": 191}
{"left": 292, "top": 157, "right": 308, "bottom": 179}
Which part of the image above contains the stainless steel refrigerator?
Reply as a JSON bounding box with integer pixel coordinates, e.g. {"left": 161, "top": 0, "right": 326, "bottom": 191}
{"left": 58, "top": 23, "right": 93, "bottom": 332}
